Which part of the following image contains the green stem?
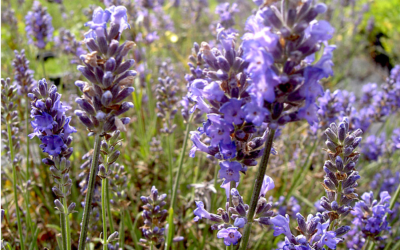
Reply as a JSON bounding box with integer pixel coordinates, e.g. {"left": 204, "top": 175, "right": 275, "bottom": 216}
{"left": 106, "top": 180, "right": 114, "bottom": 233}
{"left": 78, "top": 134, "right": 102, "bottom": 250}
{"left": 24, "top": 96, "right": 34, "bottom": 235}
{"left": 211, "top": 161, "right": 219, "bottom": 212}
{"left": 60, "top": 212, "right": 67, "bottom": 250}
{"left": 119, "top": 209, "right": 125, "bottom": 249}
{"left": 167, "top": 134, "right": 174, "bottom": 193}
{"left": 166, "top": 116, "right": 192, "bottom": 249}
{"left": 63, "top": 197, "right": 71, "bottom": 250}
{"left": 25, "top": 96, "right": 31, "bottom": 181}
{"left": 366, "top": 239, "right": 375, "bottom": 250}
{"left": 102, "top": 178, "right": 108, "bottom": 249}
{"left": 40, "top": 50, "right": 46, "bottom": 79}
{"left": 239, "top": 129, "right": 276, "bottom": 250}
{"left": 7, "top": 122, "right": 25, "bottom": 250}
{"left": 390, "top": 179, "right": 400, "bottom": 211}
{"left": 171, "top": 118, "right": 192, "bottom": 207}
{"left": 60, "top": 200, "right": 68, "bottom": 250}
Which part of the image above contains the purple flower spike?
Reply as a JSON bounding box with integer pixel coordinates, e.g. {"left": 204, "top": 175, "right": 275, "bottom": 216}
{"left": 25, "top": 1, "right": 53, "bottom": 49}
{"left": 217, "top": 227, "right": 242, "bottom": 246}
{"left": 219, "top": 161, "right": 242, "bottom": 184}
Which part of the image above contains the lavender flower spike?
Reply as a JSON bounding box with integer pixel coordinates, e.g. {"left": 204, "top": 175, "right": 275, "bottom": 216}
{"left": 77, "top": 5, "right": 135, "bottom": 250}
{"left": 25, "top": 1, "right": 53, "bottom": 49}
{"left": 29, "top": 79, "right": 76, "bottom": 250}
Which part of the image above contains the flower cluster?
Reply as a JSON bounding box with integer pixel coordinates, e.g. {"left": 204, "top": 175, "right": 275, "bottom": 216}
{"left": 215, "top": 2, "right": 238, "bottom": 33}
{"left": 346, "top": 191, "right": 392, "bottom": 249}
{"left": 139, "top": 186, "right": 183, "bottom": 247}
{"left": 55, "top": 28, "right": 86, "bottom": 64}
{"left": 371, "top": 169, "right": 400, "bottom": 195}
{"left": 1, "top": 78, "right": 21, "bottom": 165}
{"left": 187, "top": 27, "right": 277, "bottom": 189}
{"left": 242, "top": 0, "right": 335, "bottom": 128}
{"left": 271, "top": 196, "right": 301, "bottom": 218}
{"left": 314, "top": 89, "right": 355, "bottom": 132}
{"left": 319, "top": 118, "right": 362, "bottom": 227}
{"left": 361, "top": 134, "right": 385, "bottom": 161}
{"left": 98, "top": 130, "right": 123, "bottom": 179}
{"left": 28, "top": 78, "right": 77, "bottom": 213}
{"left": 75, "top": 5, "right": 135, "bottom": 136}
{"left": 12, "top": 50, "right": 36, "bottom": 96}
{"left": 25, "top": 1, "right": 54, "bottom": 49}
{"left": 271, "top": 213, "right": 346, "bottom": 249}
{"left": 194, "top": 176, "right": 275, "bottom": 246}
{"left": 156, "top": 61, "right": 180, "bottom": 134}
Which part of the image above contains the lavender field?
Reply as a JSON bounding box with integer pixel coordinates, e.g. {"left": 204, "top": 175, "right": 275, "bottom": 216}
{"left": 1, "top": 0, "right": 400, "bottom": 249}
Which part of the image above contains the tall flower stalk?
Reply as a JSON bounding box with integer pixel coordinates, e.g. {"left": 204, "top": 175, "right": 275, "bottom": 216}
{"left": 238, "top": 0, "right": 335, "bottom": 247}
{"left": 25, "top": 1, "right": 53, "bottom": 77}
{"left": 1, "top": 78, "right": 25, "bottom": 250}
{"left": 74, "top": 5, "right": 135, "bottom": 250}
{"left": 28, "top": 79, "right": 77, "bottom": 250}
{"left": 12, "top": 49, "right": 37, "bottom": 234}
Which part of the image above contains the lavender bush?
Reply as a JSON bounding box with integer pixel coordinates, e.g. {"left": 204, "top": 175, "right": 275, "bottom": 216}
{"left": 1, "top": 0, "right": 400, "bottom": 249}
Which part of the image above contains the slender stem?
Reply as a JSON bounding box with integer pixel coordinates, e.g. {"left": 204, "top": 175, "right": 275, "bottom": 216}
{"left": 25, "top": 96, "right": 31, "bottom": 181}
{"left": 171, "top": 117, "right": 192, "bottom": 209}
{"left": 7, "top": 122, "right": 25, "bottom": 250}
{"left": 60, "top": 199, "right": 68, "bottom": 250}
{"left": 102, "top": 178, "right": 108, "bottom": 250}
{"left": 239, "top": 129, "right": 276, "bottom": 250}
{"left": 211, "top": 161, "right": 219, "bottom": 212}
{"left": 78, "top": 134, "right": 102, "bottom": 250}
{"left": 40, "top": 50, "right": 46, "bottom": 79}
{"left": 119, "top": 209, "right": 125, "bottom": 249}
{"left": 24, "top": 96, "right": 33, "bottom": 233}
{"left": 167, "top": 134, "right": 174, "bottom": 193}
{"left": 63, "top": 197, "right": 71, "bottom": 250}
{"left": 166, "top": 116, "right": 192, "bottom": 249}
{"left": 390, "top": 179, "right": 400, "bottom": 211}
{"left": 106, "top": 180, "right": 114, "bottom": 233}
{"left": 366, "top": 239, "right": 375, "bottom": 250}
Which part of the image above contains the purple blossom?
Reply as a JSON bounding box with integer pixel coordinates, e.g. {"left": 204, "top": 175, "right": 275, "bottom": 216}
{"left": 193, "top": 201, "right": 211, "bottom": 222}
{"left": 219, "top": 161, "right": 242, "bottom": 184}
{"left": 220, "top": 98, "right": 245, "bottom": 125}
{"left": 30, "top": 112, "right": 54, "bottom": 134}
{"left": 204, "top": 115, "right": 234, "bottom": 146}
{"left": 40, "top": 135, "right": 65, "bottom": 156}
{"left": 217, "top": 227, "right": 242, "bottom": 246}
{"left": 260, "top": 175, "right": 274, "bottom": 197}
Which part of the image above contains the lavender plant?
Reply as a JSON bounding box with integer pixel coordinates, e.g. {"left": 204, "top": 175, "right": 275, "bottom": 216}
{"left": 28, "top": 79, "right": 77, "bottom": 250}
{"left": 346, "top": 191, "right": 392, "bottom": 249}
{"left": 1, "top": 78, "right": 25, "bottom": 250}
{"left": 55, "top": 28, "right": 86, "bottom": 64}
{"left": 185, "top": 0, "right": 336, "bottom": 247}
{"left": 140, "top": 186, "right": 183, "bottom": 248}
{"left": 74, "top": 5, "right": 135, "bottom": 250}
{"left": 25, "top": 1, "right": 53, "bottom": 49}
